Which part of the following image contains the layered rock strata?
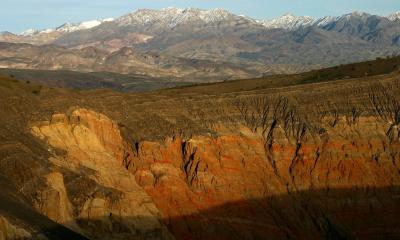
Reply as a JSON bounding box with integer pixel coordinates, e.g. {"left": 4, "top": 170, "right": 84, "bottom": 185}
{"left": 30, "top": 108, "right": 400, "bottom": 239}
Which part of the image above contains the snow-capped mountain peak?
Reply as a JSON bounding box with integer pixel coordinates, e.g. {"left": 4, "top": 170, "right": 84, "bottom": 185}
{"left": 55, "top": 18, "right": 114, "bottom": 33}
{"left": 19, "top": 18, "right": 114, "bottom": 36}
{"left": 262, "top": 13, "right": 315, "bottom": 30}
{"left": 349, "top": 11, "right": 368, "bottom": 17}
{"left": 20, "top": 28, "right": 39, "bottom": 36}
{"left": 116, "top": 7, "right": 236, "bottom": 27}
{"left": 341, "top": 11, "right": 371, "bottom": 20}
{"left": 388, "top": 11, "right": 400, "bottom": 21}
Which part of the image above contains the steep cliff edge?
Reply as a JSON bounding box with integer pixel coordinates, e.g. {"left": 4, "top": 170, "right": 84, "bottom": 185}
{"left": 30, "top": 107, "right": 400, "bottom": 239}
{"left": 30, "top": 108, "right": 173, "bottom": 239}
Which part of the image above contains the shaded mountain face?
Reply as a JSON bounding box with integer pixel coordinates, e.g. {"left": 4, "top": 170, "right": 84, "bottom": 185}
{"left": 1, "top": 8, "right": 400, "bottom": 81}
{"left": 317, "top": 12, "right": 400, "bottom": 45}
{"left": 0, "top": 57, "right": 399, "bottom": 239}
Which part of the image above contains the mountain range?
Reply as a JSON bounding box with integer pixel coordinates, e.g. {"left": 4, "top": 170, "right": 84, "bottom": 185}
{"left": 8, "top": 9, "right": 400, "bottom": 36}
{"left": 1, "top": 8, "right": 400, "bottom": 82}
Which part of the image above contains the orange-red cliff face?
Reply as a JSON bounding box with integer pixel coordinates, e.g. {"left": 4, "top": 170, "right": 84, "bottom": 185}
{"left": 29, "top": 108, "right": 400, "bottom": 239}
{"left": 129, "top": 117, "right": 400, "bottom": 239}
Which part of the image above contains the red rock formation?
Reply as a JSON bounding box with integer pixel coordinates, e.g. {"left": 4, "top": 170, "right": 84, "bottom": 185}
{"left": 30, "top": 108, "right": 400, "bottom": 239}
{"left": 129, "top": 117, "right": 400, "bottom": 239}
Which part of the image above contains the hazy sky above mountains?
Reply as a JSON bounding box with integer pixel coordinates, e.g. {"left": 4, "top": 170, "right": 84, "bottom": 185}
{"left": 1, "top": 0, "right": 400, "bottom": 32}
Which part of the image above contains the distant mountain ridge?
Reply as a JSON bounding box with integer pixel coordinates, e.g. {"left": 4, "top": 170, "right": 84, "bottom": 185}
{"left": 9, "top": 8, "right": 400, "bottom": 35}
{"left": 1, "top": 7, "right": 400, "bottom": 81}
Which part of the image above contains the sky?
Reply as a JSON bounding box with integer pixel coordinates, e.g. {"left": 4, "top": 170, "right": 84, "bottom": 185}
{"left": 1, "top": 0, "right": 400, "bottom": 33}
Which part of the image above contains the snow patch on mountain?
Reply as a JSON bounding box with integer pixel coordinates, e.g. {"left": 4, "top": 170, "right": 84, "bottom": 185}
{"left": 262, "top": 13, "right": 315, "bottom": 30}
{"left": 314, "top": 11, "right": 387, "bottom": 29}
{"left": 388, "top": 11, "right": 400, "bottom": 21}
{"left": 313, "top": 16, "right": 337, "bottom": 27}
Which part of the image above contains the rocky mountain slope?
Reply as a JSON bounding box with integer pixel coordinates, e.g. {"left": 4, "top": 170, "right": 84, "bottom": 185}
{"left": 0, "top": 57, "right": 399, "bottom": 239}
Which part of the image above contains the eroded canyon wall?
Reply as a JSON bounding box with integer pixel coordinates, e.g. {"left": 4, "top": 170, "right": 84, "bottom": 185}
{"left": 29, "top": 106, "right": 400, "bottom": 239}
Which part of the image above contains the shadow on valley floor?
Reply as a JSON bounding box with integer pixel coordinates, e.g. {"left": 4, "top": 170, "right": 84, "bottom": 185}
{"left": 2, "top": 186, "right": 397, "bottom": 240}
{"left": 158, "top": 186, "right": 400, "bottom": 240}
